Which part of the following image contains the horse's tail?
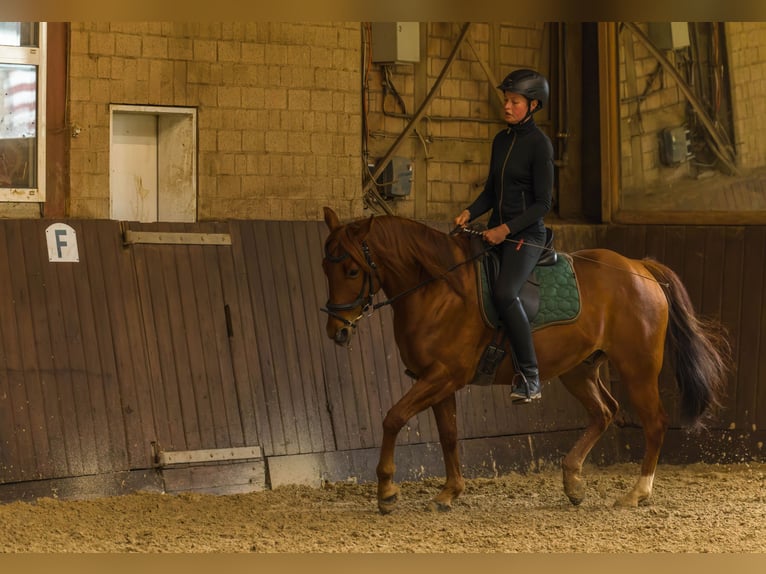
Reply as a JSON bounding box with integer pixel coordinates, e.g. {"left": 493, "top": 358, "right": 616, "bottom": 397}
{"left": 642, "top": 258, "right": 731, "bottom": 430}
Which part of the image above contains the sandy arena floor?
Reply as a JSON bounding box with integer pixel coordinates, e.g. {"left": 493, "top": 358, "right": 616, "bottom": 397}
{"left": 0, "top": 461, "right": 764, "bottom": 553}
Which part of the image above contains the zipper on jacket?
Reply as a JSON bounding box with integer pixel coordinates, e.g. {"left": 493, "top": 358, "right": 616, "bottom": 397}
{"left": 498, "top": 131, "right": 517, "bottom": 225}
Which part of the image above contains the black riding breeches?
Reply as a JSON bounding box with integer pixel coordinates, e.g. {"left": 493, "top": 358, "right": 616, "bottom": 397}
{"left": 492, "top": 227, "right": 546, "bottom": 311}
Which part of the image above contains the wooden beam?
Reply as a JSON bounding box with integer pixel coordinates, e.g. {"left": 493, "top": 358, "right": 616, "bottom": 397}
{"left": 465, "top": 34, "right": 505, "bottom": 111}
{"left": 157, "top": 446, "right": 262, "bottom": 467}
{"left": 123, "top": 230, "right": 232, "bottom": 246}
{"left": 598, "top": 22, "right": 618, "bottom": 224}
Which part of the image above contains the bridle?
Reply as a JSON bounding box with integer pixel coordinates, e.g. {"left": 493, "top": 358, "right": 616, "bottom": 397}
{"left": 321, "top": 231, "right": 491, "bottom": 330}
{"left": 320, "top": 240, "right": 380, "bottom": 328}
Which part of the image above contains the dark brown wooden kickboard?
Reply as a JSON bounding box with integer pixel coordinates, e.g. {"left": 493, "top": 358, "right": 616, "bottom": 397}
{"left": 215, "top": 223, "right": 262, "bottom": 448}
{"left": 737, "top": 228, "right": 765, "bottom": 432}
{"left": 234, "top": 222, "right": 282, "bottom": 455}
{"left": 0, "top": 469, "right": 165, "bottom": 503}
{"left": 270, "top": 220, "right": 319, "bottom": 454}
{"left": 288, "top": 221, "right": 336, "bottom": 453}
{"left": 81, "top": 221, "right": 131, "bottom": 471}
{"left": 8, "top": 221, "right": 56, "bottom": 478}
{"left": 306, "top": 220, "right": 353, "bottom": 451}
{"left": 0, "top": 218, "right": 764, "bottom": 497}
{"left": 97, "top": 220, "right": 155, "bottom": 469}
{"left": 199, "top": 231, "right": 245, "bottom": 449}
{"left": 252, "top": 220, "right": 299, "bottom": 455}
{"left": 0, "top": 222, "right": 31, "bottom": 483}
{"left": 36, "top": 221, "right": 84, "bottom": 477}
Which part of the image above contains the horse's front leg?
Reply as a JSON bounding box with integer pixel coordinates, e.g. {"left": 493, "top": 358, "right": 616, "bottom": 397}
{"left": 376, "top": 362, "right": 457, "bottom": 514}
{"left": 376, "top": 423, "right": 401, "bottom": 514}
{"left": 429, "top": 393, "right": 464, "bottom": 512}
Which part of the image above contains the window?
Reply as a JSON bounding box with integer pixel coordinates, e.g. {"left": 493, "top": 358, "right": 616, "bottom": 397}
{"left": 0, "top": 22, "right": 46, "bottom": 201}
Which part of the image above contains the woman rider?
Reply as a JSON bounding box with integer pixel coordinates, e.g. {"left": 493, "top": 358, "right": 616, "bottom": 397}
{"left": 453, "top": 68, "right": 554, "bottom": 404}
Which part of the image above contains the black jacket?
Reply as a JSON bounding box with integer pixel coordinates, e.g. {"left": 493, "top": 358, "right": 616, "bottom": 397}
{"left": 466, "top": 118, "right": 553, "bottom": 237}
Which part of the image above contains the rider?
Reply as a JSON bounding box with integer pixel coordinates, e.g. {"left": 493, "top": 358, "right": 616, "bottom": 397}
{"left": 454, "top": 68, "right": 554, "bottom": 404}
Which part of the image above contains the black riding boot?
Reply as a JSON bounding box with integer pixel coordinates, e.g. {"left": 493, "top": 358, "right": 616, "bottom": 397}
{"left": 498, "top": 297, "right": 541, "bottom": 403}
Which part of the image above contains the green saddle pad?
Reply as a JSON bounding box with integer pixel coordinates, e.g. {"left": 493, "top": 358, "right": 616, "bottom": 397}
{"left": 477, "top": 253, "right": 581, "bottom": 331}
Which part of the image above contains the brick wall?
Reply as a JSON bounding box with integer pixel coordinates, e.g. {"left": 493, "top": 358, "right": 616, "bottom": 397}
{"left": 617, "top": 23, "right": 688, "bottom": 193}
{"left": 66, "top": 22, "right": 363, "bottom": 222}
{"left": 364, "top": 22, "right": 548, "bottom": 222}
{"left": 9, "top": 21, "right": 766, "bottom": 222}
{"left": 726, "top": 22, "right": 766, "bottom": 170}
{"left": 63, "top": 21, "right": 549, "bottom": 223}
{"left": 618, "top": 22, "right": 766, "bottom": 195}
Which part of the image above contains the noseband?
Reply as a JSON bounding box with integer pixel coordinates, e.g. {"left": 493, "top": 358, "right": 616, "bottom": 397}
{"left": 321, "top": 240, "right": 379, "bottom": 328}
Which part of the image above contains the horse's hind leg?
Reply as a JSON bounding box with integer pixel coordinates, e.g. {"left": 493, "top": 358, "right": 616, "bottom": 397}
{"left": 429, "top": 393, "right": 465, "bottom": 512}
{"left": 611, "top": 369, "right": 669, "bottom": 508}
{"left": 559, "top": 358, "right": 619, "bottom": 505}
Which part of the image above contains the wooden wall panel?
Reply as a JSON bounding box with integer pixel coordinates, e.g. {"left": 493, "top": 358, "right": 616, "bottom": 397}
{"left": 289, "top": 222, "right": 338, "bottom": 451}
{"left": 0, "top": 218, "right": 763, "bottom": 494}
{"left": 0, "top": 222, "right": 39, "bottom": 482}
{"left": 736, "top": 228, "right": 765, "bottom": 431}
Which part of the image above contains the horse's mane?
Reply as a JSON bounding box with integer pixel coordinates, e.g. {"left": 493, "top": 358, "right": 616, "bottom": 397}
{"left": 330, "top": 214, "right": 471, "bottom": 296}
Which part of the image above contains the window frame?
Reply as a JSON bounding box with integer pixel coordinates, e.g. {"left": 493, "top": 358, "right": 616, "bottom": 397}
{"left": 0, "top": 22, "right": 46, "bottom": 202}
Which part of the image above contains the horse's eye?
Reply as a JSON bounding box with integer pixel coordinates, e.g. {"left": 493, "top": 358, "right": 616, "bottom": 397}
{"left": 347, "top": 268, "right": 360, "bottom": 279}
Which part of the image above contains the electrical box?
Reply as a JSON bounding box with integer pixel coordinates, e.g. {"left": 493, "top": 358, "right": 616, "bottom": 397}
{"left": 648, "top": 22, "right": 690, "bottom": 51}
{"left": 371, "top": 22, "right": 420, "bottom": 63}
{"left": 659, "top": 127, "right": 691, "bottom": 166}
{"left": 380, "top": 157, "right": 413, "bottom": 199}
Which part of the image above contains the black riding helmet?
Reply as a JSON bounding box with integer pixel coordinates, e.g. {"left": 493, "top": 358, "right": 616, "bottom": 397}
{"left": 497, "top": 69, "right": 549, "bottom": 111}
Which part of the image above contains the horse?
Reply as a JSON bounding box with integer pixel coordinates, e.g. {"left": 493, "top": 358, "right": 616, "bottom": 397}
{"left": 320, "top": 206, "right": 730, "bottom": 514}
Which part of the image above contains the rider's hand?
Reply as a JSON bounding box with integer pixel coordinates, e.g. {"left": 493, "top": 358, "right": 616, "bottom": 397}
{"left": 482, "top": 224, "right": 510, "bottom": 246}
{"left": 453, "top": 210, "right": 471, "bottom": 228}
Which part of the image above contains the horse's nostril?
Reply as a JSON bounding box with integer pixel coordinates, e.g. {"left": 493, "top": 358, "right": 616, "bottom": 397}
{"left": 334, "top": 328, "right": 350, "bottom": 345}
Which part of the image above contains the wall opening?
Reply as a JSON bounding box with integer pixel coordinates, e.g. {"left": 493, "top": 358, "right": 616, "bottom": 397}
{"left": 110, "top": 105, "right": 197, "bottom": 222}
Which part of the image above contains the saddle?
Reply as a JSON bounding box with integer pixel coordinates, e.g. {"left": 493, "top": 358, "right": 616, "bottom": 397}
{"left": 470, "top": 226, "right": 557, "bottom": 323}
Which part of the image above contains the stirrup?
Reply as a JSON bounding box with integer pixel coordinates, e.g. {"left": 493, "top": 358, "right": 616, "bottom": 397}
{"left": 510, "top": 375, "right": 541, "bottom": 404}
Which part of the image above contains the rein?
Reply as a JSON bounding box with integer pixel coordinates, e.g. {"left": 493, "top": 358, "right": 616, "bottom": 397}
{"left": 371, "top": 239, "right": 491, "bottom": 311}
{"left": 460, "top": 226, "right": 668, "bottom": 287}
{"left": 321, "top": 231, "right": 492, "bottom": 327}
{"left": 322, "top": 226, "right": 668, "bottom": 329}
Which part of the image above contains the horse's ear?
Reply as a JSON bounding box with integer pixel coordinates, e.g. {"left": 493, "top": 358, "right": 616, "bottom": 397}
{"left": 323, "top": 207, "right": 341, "bottom": 231}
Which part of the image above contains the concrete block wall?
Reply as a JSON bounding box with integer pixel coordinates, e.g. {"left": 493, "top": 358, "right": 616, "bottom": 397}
{"left": 364, "top": 22, "right": 547, "bottom": 222}
{"left": 618, "top": 22, "right": 766, "bottom": 193}
{"left": 7, "top": 21, "right": 766, "bottom": 222}
{"left": 66, "top": 22, "right": 364, "bottom": 222}
{"left": 618, "top": 23, "right": 688, "bottom": 193}
{"left": 726, "top": 22, "right": 766, "bottom": 170}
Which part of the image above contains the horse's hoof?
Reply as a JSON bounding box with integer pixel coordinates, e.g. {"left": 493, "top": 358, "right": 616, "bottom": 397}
{"left": 427, "top": 500, "right": 452, "bottom": 512}
{"left": 613, "top": 496, "right": 639, "bottom": 509}
{"left": 378, "top": 494, "right": 398, "bottom": 515}
{"left": 567, "top": 494, "right": 584, "bottom": 506}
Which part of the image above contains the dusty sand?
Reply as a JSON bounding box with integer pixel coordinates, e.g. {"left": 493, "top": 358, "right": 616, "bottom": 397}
{"left": 0, "top": 461, "right": 764, "bottom": 553}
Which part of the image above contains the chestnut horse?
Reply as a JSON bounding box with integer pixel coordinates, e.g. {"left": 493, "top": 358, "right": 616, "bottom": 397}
{"left": 320, "top": 207, "right": 730, "bottom": 513}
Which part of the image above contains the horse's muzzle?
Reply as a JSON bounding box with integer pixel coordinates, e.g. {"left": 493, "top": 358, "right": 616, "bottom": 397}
{"left": 321, "top": 305, "right": 362, "bottom": 346}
